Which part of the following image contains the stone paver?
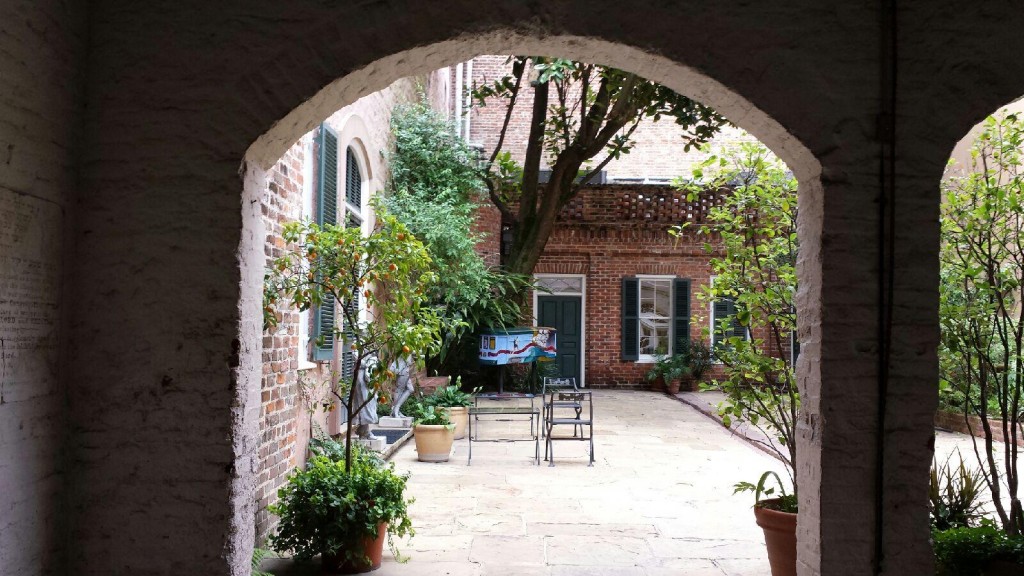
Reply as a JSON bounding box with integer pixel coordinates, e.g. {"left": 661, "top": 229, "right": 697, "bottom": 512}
{"left": 265, "top": 390, "right": 783, "bottom": 575}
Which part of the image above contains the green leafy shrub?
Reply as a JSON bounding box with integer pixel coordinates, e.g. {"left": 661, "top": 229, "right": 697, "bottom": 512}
{"left": 423, "top": 379, "right": 474, "bottom": 408}
{"left": 679, "top": 142, "right": 799, "bottom": 505}
{"left": 934, "top": 522, "right": 1024, "bottom": 575}
{"left": 385, "top": 97, "right": 529, "bottom": 376}
{"left": 414, "top": 405, "right": 452, "bottom": 426}
{"left": 269, "top": 454, "right": 414, "bottom": 566}
{"left": 929, "top": 452, "right": 984, "bottom": 531}
{"left": 645, "top": 353, "right": 691, "bottom": 384}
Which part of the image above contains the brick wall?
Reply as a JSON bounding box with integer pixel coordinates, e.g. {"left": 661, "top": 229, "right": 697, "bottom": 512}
{"left": 534, "top": 184, "right": 791, "bottom": 388}
{"left": 467, "top": 55, "right": 756, "bottom": 182}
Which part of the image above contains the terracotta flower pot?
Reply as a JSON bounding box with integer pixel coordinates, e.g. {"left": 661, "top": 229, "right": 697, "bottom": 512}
{"left": 413, "top": 424, "right": 455, "bottom": 462}
{"left": 753, "top": 498, "right": 797, "bottom": 576}
{"left": 321, "top": 522, "right": 387, "bottom": 574}
{"left": 665, "top": 379, "right": 681, "bottom": 395}
{"left": 440, "top": 406, "right": 468, "bottom": 440}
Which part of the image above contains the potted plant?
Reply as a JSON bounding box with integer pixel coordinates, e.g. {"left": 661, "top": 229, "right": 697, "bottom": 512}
{"left": 264, "top": 209, "right": 442, "bottom": 470}
{"left": 269, "top": 443, "right": 414, "bottom": 573}
{"left": 423, "top": 378, "right": 474, "bottom": 439}
{"left": 413, "top": 405, "right": 455, "bottom": 462}
{"left": 734, "top": 471, "right": 797, "bottom": 576}
{"left": 645, "top": 353, "right": 691, "bottom": 394}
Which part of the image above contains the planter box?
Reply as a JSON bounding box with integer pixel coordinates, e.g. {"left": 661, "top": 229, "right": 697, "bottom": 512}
{"left": 935, "top": 410, "right": 1024, "bottom": 447}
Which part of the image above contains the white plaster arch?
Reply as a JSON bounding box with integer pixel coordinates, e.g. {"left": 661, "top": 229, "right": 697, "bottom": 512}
{"left": 245, "top": 32, "right": 821, "bottom": 185}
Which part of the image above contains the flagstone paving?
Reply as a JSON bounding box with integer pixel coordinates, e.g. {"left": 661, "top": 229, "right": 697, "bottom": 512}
{"left": 265, "top": 390, "right": 784, "bottom": 575}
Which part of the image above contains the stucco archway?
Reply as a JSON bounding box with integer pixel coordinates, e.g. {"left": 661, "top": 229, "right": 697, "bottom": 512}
{"left": 51, "top": 3, "right": 1024, "bottom": 575}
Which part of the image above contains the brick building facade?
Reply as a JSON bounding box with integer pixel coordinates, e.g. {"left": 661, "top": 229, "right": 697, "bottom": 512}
{"left": 531, "top": 184, "right": 790, "bottom": 388}
{"left": 256, "top": 71, "right": 446, "bottom": 539}
{"left": 455, "top": 55, "right": 784, "bottom": 388}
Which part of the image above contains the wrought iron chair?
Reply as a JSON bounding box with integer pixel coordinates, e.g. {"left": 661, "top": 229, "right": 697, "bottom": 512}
{"left": 542, "top": 377, "right": 595, "bottom": 466}
{"left": 541, "top": 377, "right": 580, "bottom": 438}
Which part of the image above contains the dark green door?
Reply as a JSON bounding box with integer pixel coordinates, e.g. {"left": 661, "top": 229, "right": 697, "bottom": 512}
{"left": 538, "top": 295, "right": 582, "bottom": 383}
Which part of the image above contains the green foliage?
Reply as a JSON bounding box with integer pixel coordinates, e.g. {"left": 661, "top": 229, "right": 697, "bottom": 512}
{"left": 473, "top": 56, "right": 731, "bottom": 277}
{"left": 934, "top": 522, "right": 1024, "bottom": 576}
{"left": 268, "top": 455, "right": 414, "bottom": 566}
{"left": 929, "top": 451, "right": 985, "bottom": 531}
{"left": 645, "top": 353, "right": 691, "bottom": 383}
{"left": 423, "top": 379, "right": 475, "bottom": 408}
{"left": 251, "top": 547, "right": 273, "bottom": 576}
{"left": 940, "top": 112, "right": 1024, "bottom": 534}
{"left": 264, "top": 208, "right": 442, "bottom": 471}
{"left": 385, "top": 97, "right": 530, "bottom": 368}
{"left": 414, "top": 405, "right": 452, "bottom": 427}
{"left": 645, "top": 340, "right": 713, "bottom": 384}
{"left": 678, "top": 142, "right": 799, "bottom": 496}
{"left": 734, "top": 470, "right": 798, "bottom": 514}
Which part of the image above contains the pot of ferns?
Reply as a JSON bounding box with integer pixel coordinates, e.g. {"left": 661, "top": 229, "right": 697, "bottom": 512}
{"left": 737, "top": 471, "right": 797, "bottom": 576}
{"left": 413, "top": 406, "right": 456, "bottom": 462}
{"left": 269, "top": 444, "right": 413, "bottom": 574}
{"left": 424, "top": 379, "right": 474, "bottom": 440}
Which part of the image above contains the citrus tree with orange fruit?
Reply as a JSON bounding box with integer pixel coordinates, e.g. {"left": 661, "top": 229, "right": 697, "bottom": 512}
{"left": 264, "top": 208, "right": 442, "bottom": 471}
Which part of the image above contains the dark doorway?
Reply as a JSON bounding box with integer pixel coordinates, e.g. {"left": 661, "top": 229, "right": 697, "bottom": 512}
{"left": 537, "top": 295, "right": 583, "bottom": 383}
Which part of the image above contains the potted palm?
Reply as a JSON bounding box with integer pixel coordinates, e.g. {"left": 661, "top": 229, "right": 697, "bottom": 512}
{"left": 412, "top": 406, "right": 455, "bottom": 462}
{"left": 269, "top": 442, "right": 413, "bottom": 573}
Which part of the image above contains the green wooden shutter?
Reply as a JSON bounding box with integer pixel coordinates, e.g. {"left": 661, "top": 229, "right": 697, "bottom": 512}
{"left": 621, "top": 277, "right": 639, "bottom": 361}
{"left": 339, "top": 292, "right": 358, "bottom": 382}
{"left": 672, "top": 278, "right": 691, "bottom": 355}
{"left": 313, "top": 123, "right": 339, "bottom": 361}
{"left": 712, "top": 297, "right": 745, "bottom": 349}
{"left": 345, "top": 147, "right": 362, "bottom": 209}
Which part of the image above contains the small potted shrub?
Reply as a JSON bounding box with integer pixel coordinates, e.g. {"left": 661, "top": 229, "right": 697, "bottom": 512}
{"left": 412, "top": 406, "right": 455, "bottom": 462}
{"left": 735, "top": 471, "right": 797, "bottom": 576}
{"left": 645, "top": 353, "right": 690, "bottom": 394}
{"left": 269, "top": 443, "right": 413, "bottom": 574}
{"left": 423, "top": 378, "right": 474, "bottom": 439}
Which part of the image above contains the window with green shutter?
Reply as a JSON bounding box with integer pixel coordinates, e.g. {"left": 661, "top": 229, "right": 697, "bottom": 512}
{"left": 622, "top": 276, "right": 691, "bottom": 361}
{"left": 338, "top": 146, "right": 365, "bottom": 380}
{"left": 711, "top": 296, "right": 747, "bottom": 351}
{"left": 621, "top": 277, "right": 639, "bottom": 361}
{"left": 312, "top": 123, "right": 339, "bottom": 361}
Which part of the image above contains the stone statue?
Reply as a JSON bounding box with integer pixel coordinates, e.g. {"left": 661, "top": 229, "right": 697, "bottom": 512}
{"left": 389, "top": 355, "right": 415, "bottom": 418}
{"left": 352, "top": 353, "right": 380, "bottom": 439}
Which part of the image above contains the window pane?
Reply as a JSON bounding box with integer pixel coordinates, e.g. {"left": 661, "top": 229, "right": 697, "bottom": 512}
{"left": 638, "top": 278, "right": 672, "bottom": 355}
{"left": 536, "top": 276, "right": 582, "bottom": 293}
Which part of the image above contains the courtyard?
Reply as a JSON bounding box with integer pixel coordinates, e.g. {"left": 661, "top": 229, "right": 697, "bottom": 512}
{"left": 265, "top": 389, "right": 787, "bottom": 575}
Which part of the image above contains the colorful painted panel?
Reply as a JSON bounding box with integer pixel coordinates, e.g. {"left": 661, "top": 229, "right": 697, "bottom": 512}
{"left": 478, "top": 327, "right": 557, "bottom": 365}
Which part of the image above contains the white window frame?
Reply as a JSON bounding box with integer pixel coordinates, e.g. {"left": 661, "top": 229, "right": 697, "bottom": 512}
{"left": 532, "top": 273, "right": 586, "bottom": 386}
{"left": 635, "top": 275, "right": 675, "bottom": 363}
{"left": 297, "top": 133, "right": 317, "bottom": 370}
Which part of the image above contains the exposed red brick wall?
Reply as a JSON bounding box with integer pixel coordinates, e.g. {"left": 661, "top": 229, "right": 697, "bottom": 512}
{"left": 258, "top": 139, "right": 307, "bottom": 539}
{"left": 471, "top": 196, "right": 502, "bottom": 267}
{"left": 533, "top": 184, "right": 792, "bottom": 388}
{"left": 935, "top": 410, "right": 1024, "bottom": 447}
